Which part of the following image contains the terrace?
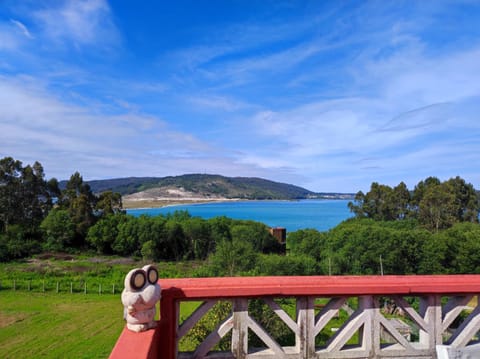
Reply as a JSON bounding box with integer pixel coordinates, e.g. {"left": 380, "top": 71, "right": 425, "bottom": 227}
{"left": 110, "top": 275, "right": 480, "bottom": 359}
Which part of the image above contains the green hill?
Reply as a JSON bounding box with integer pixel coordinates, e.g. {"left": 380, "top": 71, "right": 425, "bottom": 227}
{"left": 79, "top": 174, "right": 353, "bottom": 200}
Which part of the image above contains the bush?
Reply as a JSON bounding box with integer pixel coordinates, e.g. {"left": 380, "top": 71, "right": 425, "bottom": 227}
{"left": 256, "top": 254, "right": 318, "bottom": 275}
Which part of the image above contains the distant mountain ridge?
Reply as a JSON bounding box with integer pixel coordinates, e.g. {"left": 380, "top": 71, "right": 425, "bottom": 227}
{"left": 67, "top": 174, "right": 354, "bottom": 200}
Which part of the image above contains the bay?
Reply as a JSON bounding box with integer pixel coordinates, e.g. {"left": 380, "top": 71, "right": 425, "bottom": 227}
{"left": 127, "top": 199, "right": 353, "bottom": 232}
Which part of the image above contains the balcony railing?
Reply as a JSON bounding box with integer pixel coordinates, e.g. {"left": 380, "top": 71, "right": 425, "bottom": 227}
{"left": 110, "top": 275, "right": 480, "bottom": 359}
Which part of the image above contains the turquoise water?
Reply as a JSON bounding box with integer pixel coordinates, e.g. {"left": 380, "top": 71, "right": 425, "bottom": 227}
{"left": 127, "top": 199, "right": 353, "bottom": 232}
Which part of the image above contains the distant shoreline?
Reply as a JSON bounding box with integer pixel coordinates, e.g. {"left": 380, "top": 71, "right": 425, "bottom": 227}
{"left": 122, "top": 197, "right": 352, "bottom": 210}
{"left": 122, "top": 198, "right": 238, "bottom": 209}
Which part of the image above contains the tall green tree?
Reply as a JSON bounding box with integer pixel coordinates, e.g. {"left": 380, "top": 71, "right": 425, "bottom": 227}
{"left": 348, "top": 182, "right": 397, "bottom": 221}
{"left": 0, "top": 157, "right": 57, "bottom": 234}
{"left": 418, "top": 182, "right": 457, "bottom": 231}
{"left": 96, "top": 191, "right": 123, "bottom": 217}
{"left": 411, "top": 176, "right": 441, "bottom": 210}
{"left": 0, "top": 157, "right": 60, "bottom": 260}
{"left": 446, "top": 176, "right": 479, "bottom": 223}
{"left": 348, "top": 191, "right": 366, "bottom": 218}
{"left": 0, "top": 157, "right": 23, "bottom": 232}
{"left": 392, "top": 181, "right": 411, "bottom": 219}
{"left": 183, "top": 217, "right": 213, "bottom": 259}
{"left": 58, "top": 172, "right": 97, "bottom": 244}
{"left": 164, "top": 220, "right": 187, "bottom": 260}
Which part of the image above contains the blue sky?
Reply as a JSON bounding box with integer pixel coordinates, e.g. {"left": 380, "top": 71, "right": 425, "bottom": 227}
{"left": 1, "top": 0, "right": 480, "bottom": 192}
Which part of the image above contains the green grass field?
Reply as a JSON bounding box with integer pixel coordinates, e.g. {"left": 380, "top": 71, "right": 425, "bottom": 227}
{"left": 0, "top": 291, "right": 125, "bottom": 358}
{"left": 0, "top": 255, "right": 203, "bottom": 358}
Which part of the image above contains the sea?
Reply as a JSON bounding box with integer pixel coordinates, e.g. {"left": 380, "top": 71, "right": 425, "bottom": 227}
{"left": 126, "top": 199, "right": 353, "bottom": 232}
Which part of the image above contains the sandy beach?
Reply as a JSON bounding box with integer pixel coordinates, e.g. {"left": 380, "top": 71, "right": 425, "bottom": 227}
{"left": 122, "top": 197, "right": 239, "bottom": 209}
{"left": 120, "top": 186, "right": 243, "bottom": 209}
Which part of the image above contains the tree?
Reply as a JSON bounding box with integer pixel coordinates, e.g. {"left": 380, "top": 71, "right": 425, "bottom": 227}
{"left": 230, "top": 221, "right": 282, "bottom": 253}
{"left": 350, "top": 176, "right": 479, "bottom": 231}
{"left": 449, "top": 223, "right": 480, "bottom": 273}
{"left": 59, "top": 172, "right": 97, "bottom": 244}
{"left": 286, "top": 228, "right": 325, "bottom": 261}
{"left": 114, "top": 216, "right": 141, "bottom": 256}
{"left": 321, "top": 218, "right": 427, "bottom": 275}
{"left": 411, "top": 177, "right": 441, "bottom": 213}
{"left": 140, "top": 240, "right": 157, "bottom": 261}
{"left": 164, "top": 220, "right": 187, "bottom": 260}
{"left": 0, "top": 157, "right": 56, "bottom": 234}
{"left": 207, "top": 240, "right": 258, "bottom": 276}
{"left": 446, "top": 176, "right": 479, "bottom": 223}
{"left": 182, "top": 217, "right": 213, "bottom": 259}
{"left": 40, "top": 209, "right": 76, "bottom": 251}
{"left": 86, "top": 213, "right": 127, "bottom": 254}
{"left": 348, "top": 183, "right": 397, "bottom": 221}
{"left": 1, "top": 224, "right": 41, "bottom": 260}
{"left": 208, "top": 216, "right": 232, "bottom": 243}
{"left": 0, "top": 157, "right": 23, "bottom": 232}
{"left": 418, "top": 231, "right": 448, "bottom": 274}
{"left": 392, "top": 182, "right": 411, "bottom": 219}
{"left": 137, "top": 216, "right": 174, "bottom": 261}
{"left": 348, "top": 191, "right": 366, "bottom": 218}
{"left": 0, "top": 157, "right": 62, "bottom": 260}
{"left": 96, "top": 191, "right": 123, "bottom": 217}
{"left": 418, "top": 182, "right": 457, "bottom": 232}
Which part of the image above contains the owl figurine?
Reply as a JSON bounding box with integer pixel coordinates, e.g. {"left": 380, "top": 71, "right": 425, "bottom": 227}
{"left": 121, "top": 264, "right": 162, "bottom": 332}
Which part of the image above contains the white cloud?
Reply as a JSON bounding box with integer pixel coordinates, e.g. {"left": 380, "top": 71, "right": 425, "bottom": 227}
{"left": 252, "top": 99, "right": 375, "bottom": 155}
{"left": 0, "top": 76, "right": 217, "bottom": 179}
{"left": 212, "top": 42, "right": 321, "bottom": 86}
{"left": 228, "top": 37, "right": 480, "bottom": 191}
{"left": 189, "top": 95, "right": 250, "bottom": 112}
{"left": 355, "top": 33, "right": 480, "bottom": 105}
{"left": 10, "top": 19, "right": 33, "bottom": 39}
{"left": 33, "top": 0, "right": 119, "bottom": 48}
{"left": 0, "top": 74, "right": 292, "bottom": 182}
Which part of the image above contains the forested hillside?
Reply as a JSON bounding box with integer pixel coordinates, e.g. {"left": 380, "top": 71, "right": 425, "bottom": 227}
{"left": 67, "top": 174, "right": 353, "bottom": 200}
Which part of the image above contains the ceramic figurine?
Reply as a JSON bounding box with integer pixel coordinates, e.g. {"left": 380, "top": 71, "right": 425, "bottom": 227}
{"left": 121, "top": 264, "right": 161, "bottom": 332}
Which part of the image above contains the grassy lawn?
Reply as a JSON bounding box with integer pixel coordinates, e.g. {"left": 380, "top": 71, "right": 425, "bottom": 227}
{"left": 0, "top": 291, "right": 125, "bottom": 358}
{"left": 0, "top": 255, "right": 204, "bottom": 358}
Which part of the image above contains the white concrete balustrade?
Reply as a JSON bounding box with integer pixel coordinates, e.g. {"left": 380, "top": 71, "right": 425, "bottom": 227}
{"left": 175, "top": 294, "right": 480, "bottom": 358}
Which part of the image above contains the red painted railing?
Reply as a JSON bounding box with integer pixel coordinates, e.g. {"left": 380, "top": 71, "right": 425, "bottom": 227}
{"left": 110, "top": 275, "right": 480, "bottom": 359}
